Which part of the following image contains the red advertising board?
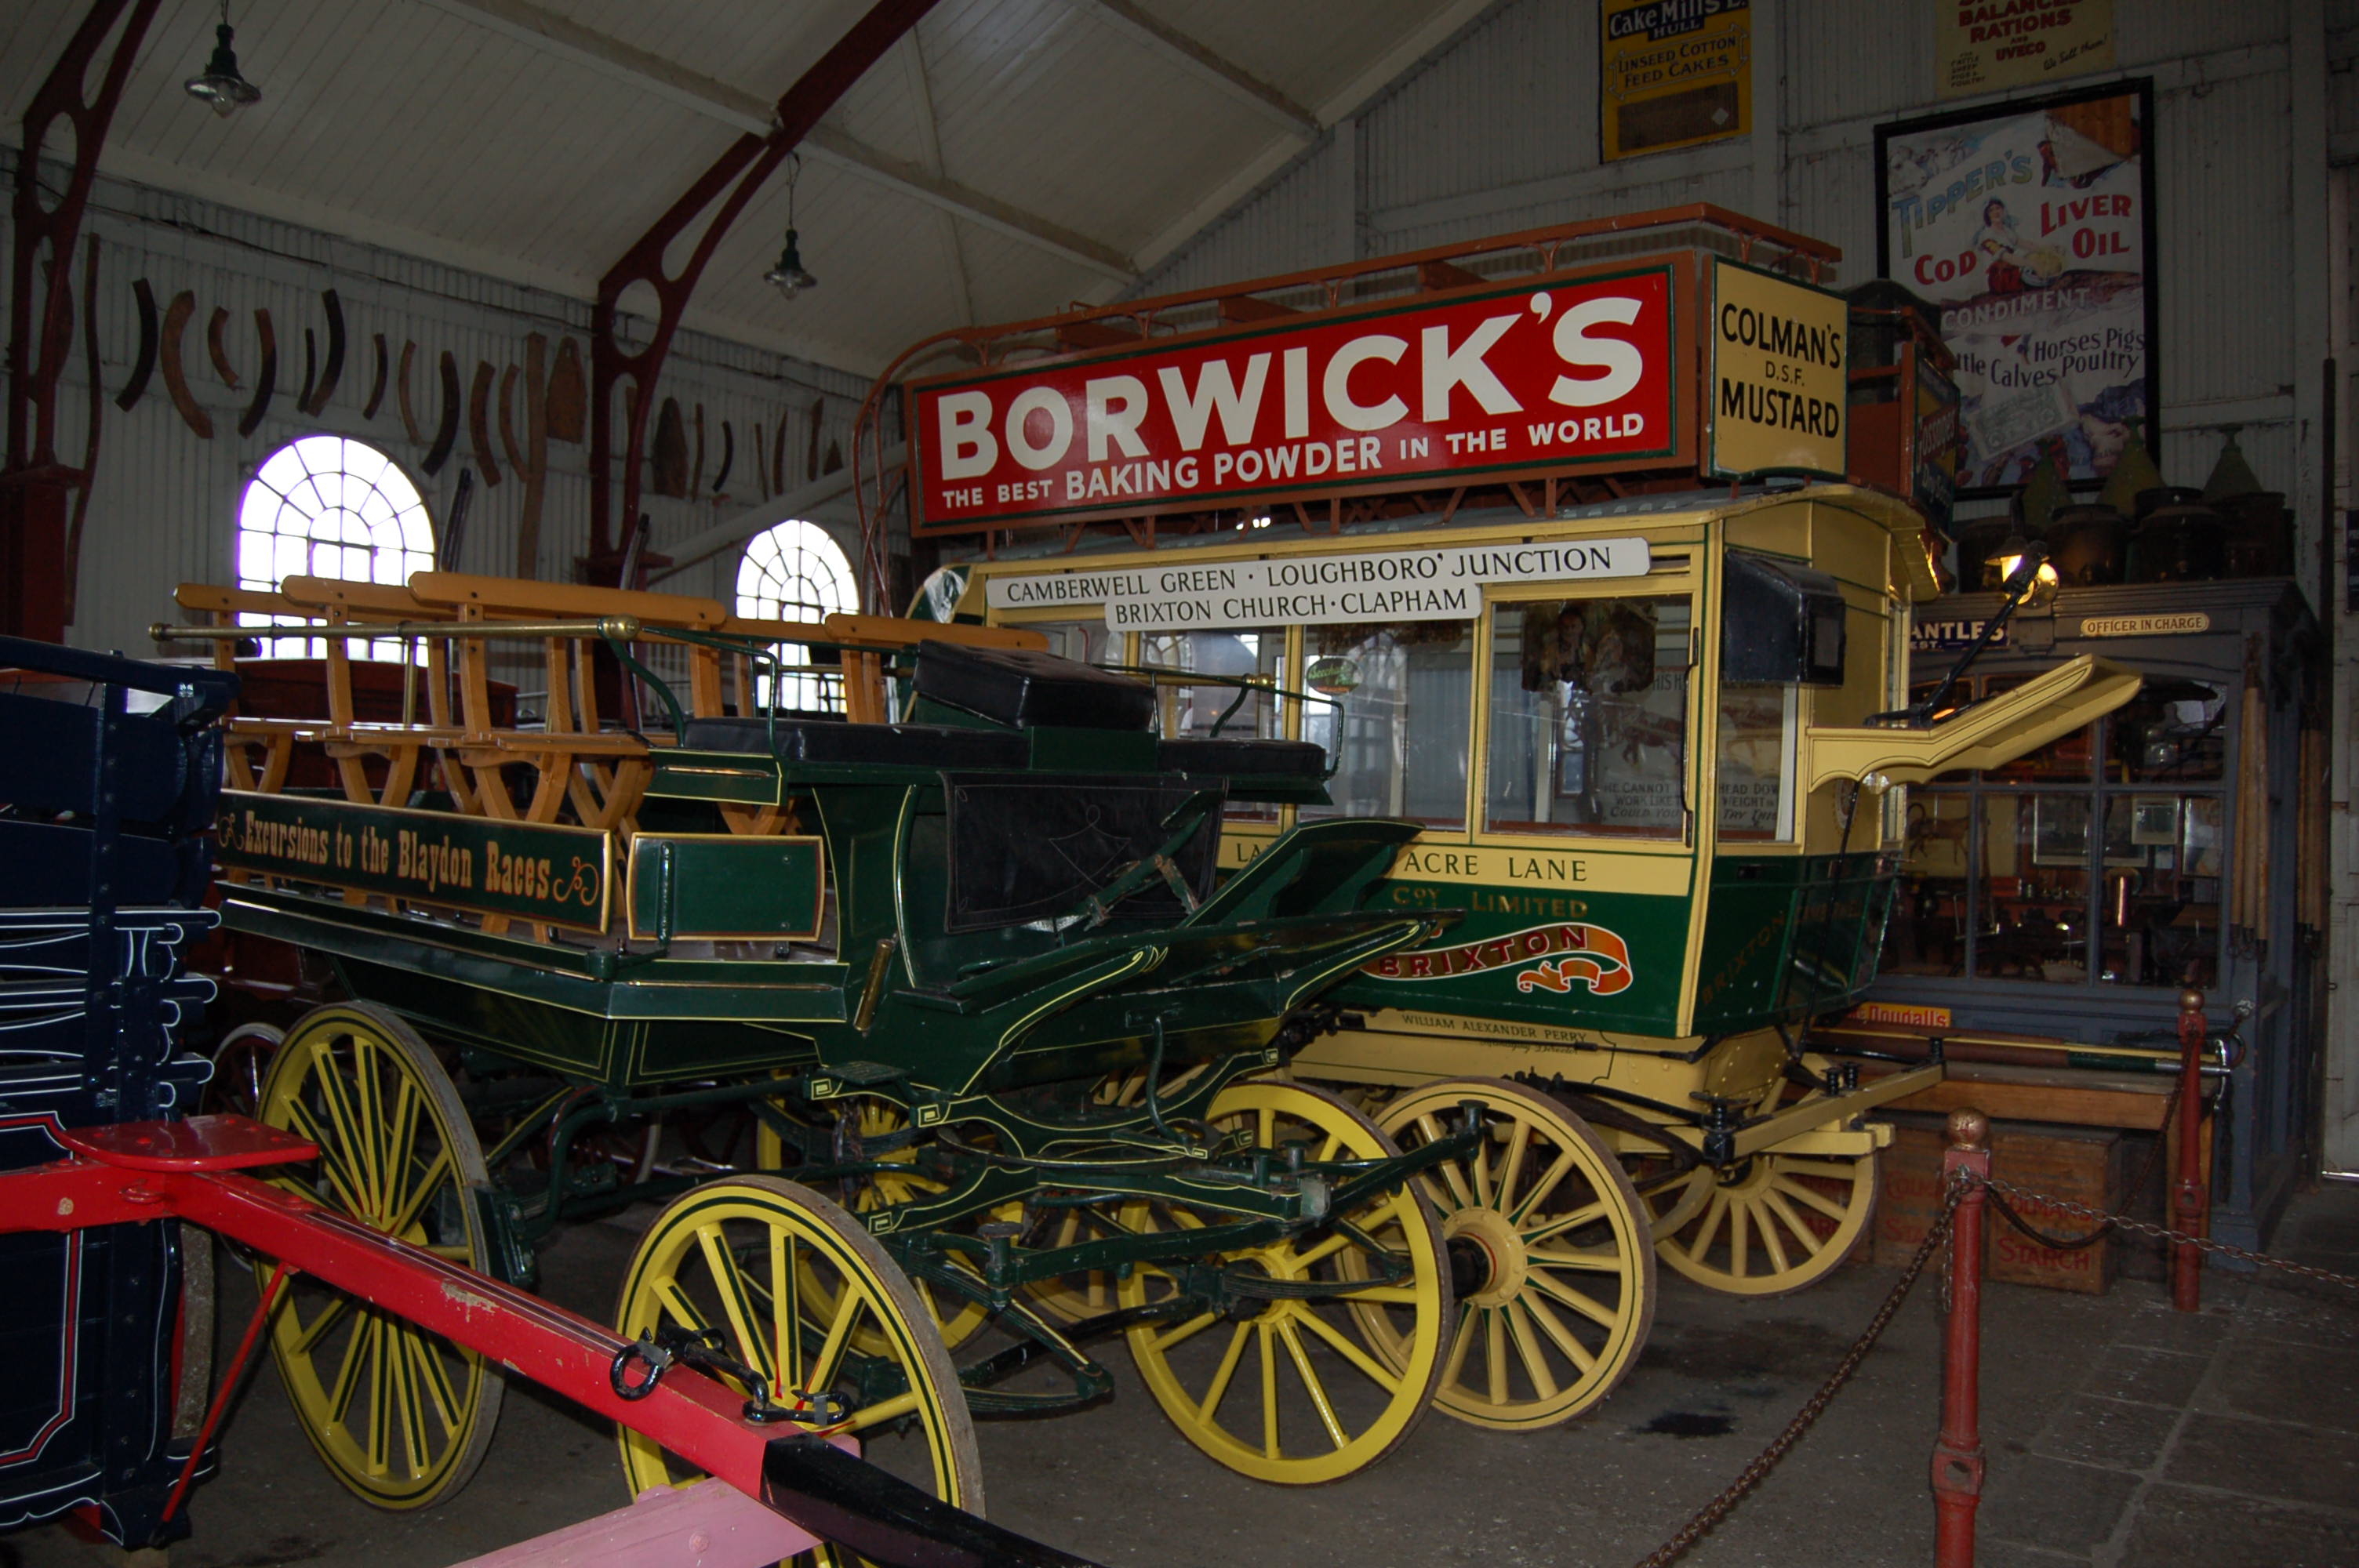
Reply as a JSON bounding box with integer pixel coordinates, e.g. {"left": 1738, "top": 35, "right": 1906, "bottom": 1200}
{"left": 908, "top": 264, "right": 1685, "bottom": 535}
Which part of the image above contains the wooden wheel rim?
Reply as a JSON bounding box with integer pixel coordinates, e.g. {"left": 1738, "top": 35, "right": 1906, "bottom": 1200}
{"left": 1645, "top": 1062, "right": 1880, "bottom": 1298}
{"left": 1121, "top": 1081, "right": 1449, "bottom": 1485}
{"left": 1648, "top": 1147, "right": 1879, "bottom": 1296}
{"left": 755, "top": 1097, "right": 991, "bottom": 1351}
{"left": 1376, "top": 1078, "right": 1655, "bottom": 1431}
{"left": 612, "top": 1174, "right": 982, "bottom": 1558}
{"left": 254, "top": 1002, "right": 502, "bottom": 1509}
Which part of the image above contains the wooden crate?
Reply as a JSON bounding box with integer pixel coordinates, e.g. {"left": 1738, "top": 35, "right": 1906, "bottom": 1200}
{"left": 1874, "top": 1115, "right": 2126, "bottom": 1294}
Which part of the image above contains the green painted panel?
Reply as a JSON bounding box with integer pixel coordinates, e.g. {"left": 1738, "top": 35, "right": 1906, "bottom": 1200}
{"left": 627, "top": 834, "right": 826, "bottom": 941}
{"left": 217, "top": 789, "right": 611, "bottom": 931}
{"left": 1332, "top": 880, "right": 1692, "bottom": 1034}
{"left": 1692, "top": 853, "right": 1899, "bottom": 1031}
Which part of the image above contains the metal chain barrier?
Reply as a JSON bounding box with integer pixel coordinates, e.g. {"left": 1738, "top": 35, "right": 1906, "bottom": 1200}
{"left": 1632, "top": 1178, "right": 1970, "bottom": 1568}
{"left": 1980, "top": 1175, "right": 2359, "bottom": 1293}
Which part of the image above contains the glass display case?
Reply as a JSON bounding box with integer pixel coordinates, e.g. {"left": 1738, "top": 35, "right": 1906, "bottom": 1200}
{"left": 1867, "top": 576, "right": 2321, "bottom": 1250}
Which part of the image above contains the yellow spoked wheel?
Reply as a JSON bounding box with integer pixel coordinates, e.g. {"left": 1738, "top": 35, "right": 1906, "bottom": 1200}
{"left": 1121, "top": 1081, "right": 1449, "bottom": 1485}
{"left": 613, "top": 1175, "right": 980, "bottom": 1567}
{"left": 1641, "top": 1071, "right": 1879, "bottom": 1297}
{"left": 253, "top": 1003, "right": 502, "bottom": 1509}
{"left": 1374, "top": 1078, "right": 1653, "bottom": 1431}
{"left": 755, "top": 1095, "right": 990, "bottom": 1350}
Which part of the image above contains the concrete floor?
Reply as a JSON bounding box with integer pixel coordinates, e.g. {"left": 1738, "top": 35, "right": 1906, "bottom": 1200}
{"left": 8, "top": 1186, "right": 2355, "bottom": 1568}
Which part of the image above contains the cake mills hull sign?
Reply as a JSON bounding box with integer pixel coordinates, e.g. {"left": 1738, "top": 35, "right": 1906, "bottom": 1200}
{"left": 907, "top": 254, "right": 1849, "bottom": 535}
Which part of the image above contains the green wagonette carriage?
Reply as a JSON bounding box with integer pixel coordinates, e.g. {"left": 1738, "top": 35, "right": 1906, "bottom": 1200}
{"left": 173, "top": 582, "right": 1489, "bottom": 1517}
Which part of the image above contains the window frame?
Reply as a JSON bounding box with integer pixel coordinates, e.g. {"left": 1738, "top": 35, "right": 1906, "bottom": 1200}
{"left": 234, "top": 434, "right": 436, "bottom": 659}
{"left": 736, "top": 518, "right": 858, "bottom": 713}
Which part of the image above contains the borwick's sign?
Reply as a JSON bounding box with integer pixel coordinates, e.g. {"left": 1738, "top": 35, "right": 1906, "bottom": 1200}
{"left": 983, "top": 538, "right": 1652, "bottom": 633}
{"left": 910, "top": 267, "right": 1679, "bottom": 534}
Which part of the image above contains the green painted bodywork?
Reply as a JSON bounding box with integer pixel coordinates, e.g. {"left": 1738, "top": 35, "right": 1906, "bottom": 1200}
{"left": 1689, "top": 851, "right": 1897, "bottom": 1032}
{"left": 1336, "top": 879, "right": 1696, "bottom": 1035}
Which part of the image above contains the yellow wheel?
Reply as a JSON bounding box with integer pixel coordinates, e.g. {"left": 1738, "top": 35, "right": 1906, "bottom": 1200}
{"left": 614, "top": 1175, "right": 981, "bottom": 1567}
{"left": 1121, "top": 1081, "right": 1449, "bottom": 1485}
{"left": 756, "top": 1095, "right": 991, "bottom": 1350}
{"left": 1375, "top": 1079, "right": 1653, "bottom": 1430}
{"left": 253, "top": 1003, "right": 502, "bottom": 1509}
{"left": 1642, "top": 1071, "right": 1878, "bottom": 1297}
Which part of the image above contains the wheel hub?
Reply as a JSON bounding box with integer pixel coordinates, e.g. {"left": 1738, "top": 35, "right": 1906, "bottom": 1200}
{"left": 1441, "top": 1205, "right": 1526, "bottom": 1308}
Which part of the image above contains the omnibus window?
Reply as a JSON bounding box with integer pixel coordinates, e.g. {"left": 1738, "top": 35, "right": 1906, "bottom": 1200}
{"left": 1717, "top": 685, "right": 1795, "bottom": 840}
{"left": 1301, "top": 620, "right": 1474, "bottom": 829}
{"left": 1027, "top": 620, "right": 1119, "bottom": 666}
{"left": 1143, "top": 629, "right": 1285, "bottom": 822}
{"left": 1485, "top": 598, "right": 1691, "bottom": 837}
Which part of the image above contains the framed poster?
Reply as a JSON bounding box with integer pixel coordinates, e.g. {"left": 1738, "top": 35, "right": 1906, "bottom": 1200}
{"left": 1600, "top": 0, "right": 1751, "bottom": 162}
{"left": 1875, "top": 80, "right": 2157, "bottom": 498}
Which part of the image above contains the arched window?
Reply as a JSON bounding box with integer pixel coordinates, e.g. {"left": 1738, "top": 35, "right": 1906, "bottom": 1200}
{"left": 236, "top": 435, "right": 435, "bottom": 659}
{"left": 736, "top": 520, "right": 856, "bottom": 712}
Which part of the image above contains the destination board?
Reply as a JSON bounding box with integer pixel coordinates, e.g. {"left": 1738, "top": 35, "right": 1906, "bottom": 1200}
{"left": 216, "top": 791, "right": 612, "bottom": 933}
{"left": 983, "top": 538, "right": 1654, "bottom": 633}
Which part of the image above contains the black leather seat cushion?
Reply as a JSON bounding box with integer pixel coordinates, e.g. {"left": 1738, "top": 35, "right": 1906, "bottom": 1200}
{"left": 914, "top": 641, "right": 1153, "bottom": 731}
{"left": 682, "top": 716, "right": 1027, "bottom": 770}
{"left": 1158, "top": 738, "right": 1327, "bottom": 777}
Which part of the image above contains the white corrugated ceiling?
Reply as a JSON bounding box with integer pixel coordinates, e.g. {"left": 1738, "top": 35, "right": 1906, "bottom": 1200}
{"left": 0, "top": 0, "right": 1493, "bottom": 376}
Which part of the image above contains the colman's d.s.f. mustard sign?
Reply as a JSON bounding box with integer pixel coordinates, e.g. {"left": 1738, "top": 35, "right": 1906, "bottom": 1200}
{"left": 1705, "top": 258, "right": 1848, "bottom": 481}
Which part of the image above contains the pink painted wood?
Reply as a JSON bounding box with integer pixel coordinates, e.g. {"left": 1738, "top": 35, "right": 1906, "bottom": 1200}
{"left": 446, "top": 1478, "right": 832, "bottom": 1568}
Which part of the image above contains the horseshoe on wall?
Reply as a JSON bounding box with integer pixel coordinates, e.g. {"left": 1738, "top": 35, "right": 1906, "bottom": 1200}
{"left": 362, "top": 333, "right": 388, "bottom": 420}
{"left": 296, "top": 327, "right": 318, "bottom": 414}
{"left": 497, "top": 363, "right": 523, "bottom": 474}
{"left": 770, "top": 416, "right": 787, "bottom": 500}
{"left": 689, "top": 402, "right": 707, "bottom": 495}
{"left": 467, "top": 359, "right": 500, "bottom": 486}
{"left": 753, "top": 420, "right": 769, "bottom": 498}
{"left": 236, "top": 308, "right": 278, "bottom": 437}
{"left": 423, "top": 350, "right": 460, "bottom": 475}
{"left": 301, "top": 289, "right": 345, "bottom": 415}
{"left": 116, "top": 279, "right": 158, "bottom": 412}
{"left": 206, "top": 305, "right": 238, "bottom": 389}
{"left": 158, "top": 289, "right": 213, "bottom": 438}
{"left": 711, "top": 419, "right": 734, "bottom": 495}
{"left": 396, "top": 340, "right": 423, "bottom": 445}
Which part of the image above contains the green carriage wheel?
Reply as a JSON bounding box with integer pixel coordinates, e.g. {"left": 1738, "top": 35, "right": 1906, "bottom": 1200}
{"left": 613, "top": 1175, "right": 982, "bottom": 1566}
{"left": 253, "top": 1002, "right": 503, "bottom": 1509}
{"left": 1121, "top": 1081, "right": 1450, "bottom": 1485}
{"left": 1373, "top": 1079, "right": 1654, "bottom": 1431}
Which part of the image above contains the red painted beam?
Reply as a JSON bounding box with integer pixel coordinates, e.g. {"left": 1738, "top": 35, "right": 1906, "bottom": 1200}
{"left": 0, "top": 1139, "right": 788, "bottom": 1501}
{"left": 585, "top": 0, "right": 940, "bottom": 576}
{"left": 4, "top": 0, "right": 162, "bottom": 641}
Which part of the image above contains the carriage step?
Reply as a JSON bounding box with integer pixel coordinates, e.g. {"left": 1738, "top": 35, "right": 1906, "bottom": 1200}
{"left": 58, "top": 1114, "right": 317, "bottom": 1171}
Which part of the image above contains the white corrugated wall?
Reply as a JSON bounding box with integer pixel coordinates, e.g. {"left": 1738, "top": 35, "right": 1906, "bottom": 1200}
{"left": 2, "top": 150, "right": 874, "bottom": 666}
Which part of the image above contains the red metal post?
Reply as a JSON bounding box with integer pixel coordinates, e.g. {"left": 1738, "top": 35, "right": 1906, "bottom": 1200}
{"left": 2172, "top": 988, "right": 2208, "bottom": 1312}
{"left": 1933, "top": 1107, "right": 1990, "bottom": 1568}
{"left": 162, "top": 1257, "right": 293, "bottom": 1523}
